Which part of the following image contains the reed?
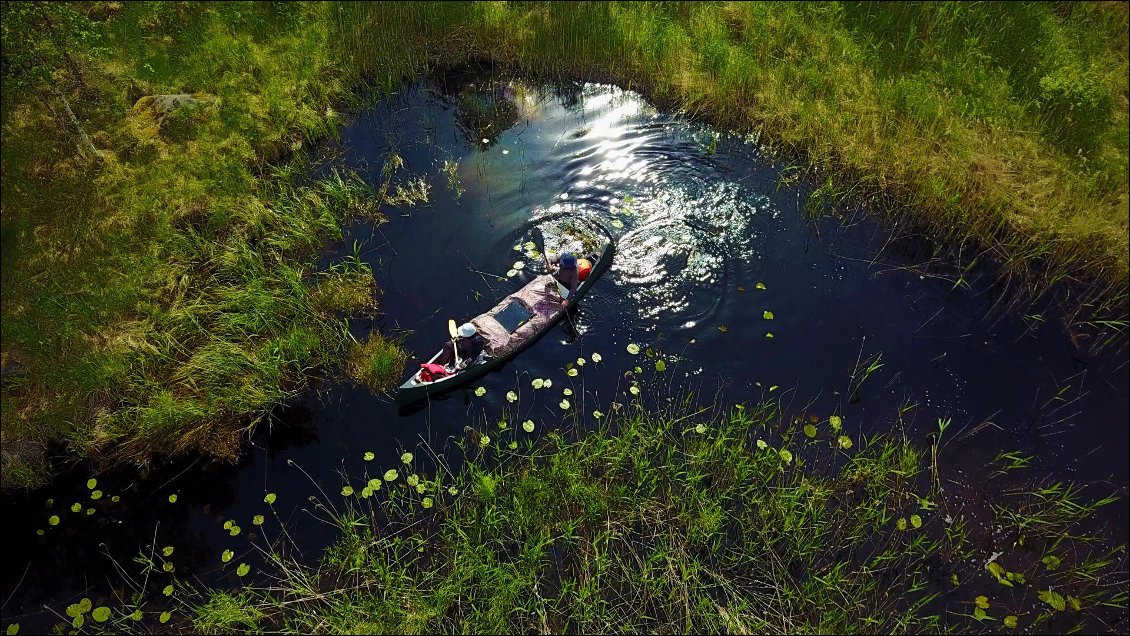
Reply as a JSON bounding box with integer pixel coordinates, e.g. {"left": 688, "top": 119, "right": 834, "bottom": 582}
{"left": 158, "top": 393, "right": 1127, "bottom": 634}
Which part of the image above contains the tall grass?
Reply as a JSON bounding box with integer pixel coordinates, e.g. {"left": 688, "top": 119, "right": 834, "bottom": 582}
{"left": 152, "top": 395, "right": 1127, "bottom": 634}
{"left": 1, "top": 3, "right": 407, "bottom": 488}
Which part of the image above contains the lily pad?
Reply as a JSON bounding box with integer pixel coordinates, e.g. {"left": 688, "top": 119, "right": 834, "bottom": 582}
{"left": 86, "top": 479, "right": 97, "bottom": 490}
{"left": 626, "top": 343, "right": 640, "bottom": 354}
{"left": 559, "top": 399, "right": 570, "bottom": 410}
{"left": 512, "top": 261, "right": 525, "bottom": 270}
{"left": 160, "top": 612, "right": 172, "bottom": 624}
{"left": 695, "top": 423, "right": 706, "bottom": 434}
{"left": 264, "top": 493, "right": 277, "bottom": 505}
{"left": 610, "top": 219, "right": 624, "bottom": 228}
{"left": 401, "top": 452, "right": 414, "bottom": 464}
{"left": 91, "top": 607, "right": 110, "bottom": 623}
{"left": 506, "top": 391, "right": 518, "bottom": 402}
{"left": 509, "top": 441, "right": 518, "bottom": 449}
{"left": 506, "top": 269, "right": 519, "bottom": 277}
{"left": 1003, "top": 615, "right": 1018, "bottom": 629}
{"left": 163, "top": 584, "right": 174, "bottom": 596}
{"left": 1038, "top": 589, "right": 1065, "bottom": 611}
{"left": 422, "top": 497, "right": 434, "bottom": 509}
{"left": 543, "top": 379, "right": 552, "bottom": 388}
{"left": 363, "top": 452, "right": 375, "bottom": 461}
{"left": 591, "top": 353, "right": 602, "bottom": 363}
{"left": 755, "top": 282, "right": 767, "bottom": 290}
{"left": 368, "top": 478, "right": 382, "bottom": 490}
{"left": 778, "top": 449, "right": 793, "bottom": 463}
{"left": 479, "top": 435, "right": 491, "bottom": 447}
{"left": 910, "top": 514, "right": 923, "bottom": 528}
{"left": 522, "top": 420, "right": 535, "bottom": 433}
{"left": 563, "top": 388, "right": 573, "bottom": 396}
{"left": 229, "top": 525, "right": 241, "bottom": 537}
{"left": 252, "top": 515, "right": 265, "bottom": 525}
{"left": 829, "top": 415, "right": 843, "bottom": 432}
{"left": 474, "top": 386, "right": 486, "bottom": 397}
{"left": 763, "top": 310, "right": 774, "bottom": 320}
{"left": 236, "top": 563, "right": 251, "bottom": 577}
{"left": 975, "top": 595, "right": 990, "bottom": 610}
{"left": 532, "top": 378, "right": 545, "bottom": 389}
{"left": 222, "top": 549, "right": 234, "bottom": 563}
{"left": 593, "top": 411, "right": 604, "bottom": 419}
{"left": 576, "top": 357, "right": 586, "bottom": 366}
{"left": 897, "top": 518, "right": 908, "bottom": 531}
{"left": 756, "top": 439, "right": 768, "bottom": 450}
{"left": 803, "top": 424, "right": 817, "bottom": 438}
{"left": 567, "top": 368, "right": 578, "bottom": 377}
{"left": 655, "top": 359, "right": 666, "bottom": 372}
{"left": 629, "top": 385, "right": 640, "bottom": 395}
{"left": 162, "top": 546, "right": 174, "bottom": 557}
{"left": 838, "top": 435, "right": 853, "bottom": 449}
{"left": 384, "top": 469, "right": 399, "bottom": 481}
{"left": 765, "top": 332, "right": 774, "bottom": 339}
{"left": 407, "top": 474, "right": 419, "bottom": 487}
{"left": 415, "top": 483, "right": 426, "bottom": 494}
{"left": 168, "top": 494, "right": 178, "bottom": 504}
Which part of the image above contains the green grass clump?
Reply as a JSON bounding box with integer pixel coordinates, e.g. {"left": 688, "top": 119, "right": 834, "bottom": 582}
{"left": 346, "top": 335, "right": 409, "bottom": 395}
{"left": 165, "top": 398, "right": 1126, "bottom": 634}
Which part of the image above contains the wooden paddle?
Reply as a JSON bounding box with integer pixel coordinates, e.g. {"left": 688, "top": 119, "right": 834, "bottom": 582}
{"left": 448, "top": 318, "right": 460, "bottom": 368}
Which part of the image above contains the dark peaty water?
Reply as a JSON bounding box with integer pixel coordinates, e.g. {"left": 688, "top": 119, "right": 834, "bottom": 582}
{"left": 2, "top": 70, "right": 1126, "bottom": 632}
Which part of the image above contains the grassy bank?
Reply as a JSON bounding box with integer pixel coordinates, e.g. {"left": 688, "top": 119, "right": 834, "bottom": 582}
{"left": 334, "top": 1, "right": 1129, "bottom": 330}
{"left": 1, "top": 2, "right": 408, "bottom": 489}
{"left": 3, "top": 1, "right": 1127, "bottom": 488}
{"left": 98, "top": 397, "right": 1122, "bottom": 634}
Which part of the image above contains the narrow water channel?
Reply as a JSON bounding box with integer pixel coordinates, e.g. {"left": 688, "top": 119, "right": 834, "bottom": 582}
{"left": 2, "top": 69, "right": 1125, "bottom": 633}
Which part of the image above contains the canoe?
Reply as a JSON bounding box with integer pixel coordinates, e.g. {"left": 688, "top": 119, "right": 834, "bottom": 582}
{"left": 394, "top": 241, "right": 614, "bottom": 405}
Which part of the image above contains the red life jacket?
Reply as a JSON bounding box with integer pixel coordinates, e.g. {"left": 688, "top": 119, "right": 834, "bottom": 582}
{"left": 419, "top": 363, "right": 448, "bottom": 382}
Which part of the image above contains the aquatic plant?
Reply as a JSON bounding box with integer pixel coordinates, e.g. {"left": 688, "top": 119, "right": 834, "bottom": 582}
{"left": 150, "top": 391, "right": 1125, "bottom": 635}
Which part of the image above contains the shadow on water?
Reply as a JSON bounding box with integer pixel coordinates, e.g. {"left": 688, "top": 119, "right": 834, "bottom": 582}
{"left": 2, "top": 66, "right": 1126, "bottom": 632}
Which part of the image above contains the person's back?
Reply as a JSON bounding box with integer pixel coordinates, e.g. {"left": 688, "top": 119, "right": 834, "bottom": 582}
{"left": 552, "top": 252, "right": 580, "bottom": 305}
{"left": 457, "top": 333, "right": 485, "bottom": 361}
{"left": 439, "top": 322, "right": 484, "bottom": 369}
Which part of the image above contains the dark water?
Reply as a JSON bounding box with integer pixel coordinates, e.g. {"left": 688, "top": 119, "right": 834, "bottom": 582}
{"left": 3, "top": 71, "right": 1127, "bottom": 632}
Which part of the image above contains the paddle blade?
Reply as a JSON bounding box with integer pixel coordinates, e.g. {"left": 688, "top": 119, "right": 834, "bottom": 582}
{"left": 448, "top": 318, "right": 458, "bottom": 339}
